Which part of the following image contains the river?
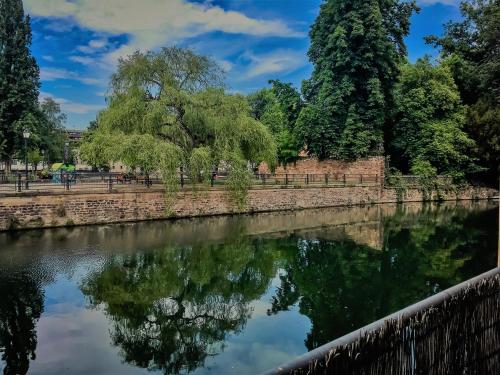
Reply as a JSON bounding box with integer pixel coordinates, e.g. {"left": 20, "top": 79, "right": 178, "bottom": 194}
{"left": 0, "top": 201, "right": 498, "bottom": 374}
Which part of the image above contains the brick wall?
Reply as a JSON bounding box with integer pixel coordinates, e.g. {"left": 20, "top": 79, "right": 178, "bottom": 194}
{"left": 258, "top": 156, "right": 385, "bottom": 181}
{"left": 0, "top": 185, "right": 496, "bottom": 231}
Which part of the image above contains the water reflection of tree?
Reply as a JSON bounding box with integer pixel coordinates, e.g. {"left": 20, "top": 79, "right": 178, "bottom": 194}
{"left": 0, "top": 273, "right": 44, "bottom": 375}
{"left": 269, "top": 205, "right": 497, "bottom": 351}
{"left": 81, "top": 237, "right": 278, "bottom": 374}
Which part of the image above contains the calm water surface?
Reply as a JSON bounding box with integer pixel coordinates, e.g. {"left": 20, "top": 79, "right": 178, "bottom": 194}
{"left": 0, "top": 201, "right": 498, "bottom": 374}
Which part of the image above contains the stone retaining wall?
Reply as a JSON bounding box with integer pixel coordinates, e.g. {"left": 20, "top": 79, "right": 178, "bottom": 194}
{"left": 0, "top": 185, "right": 496, "bottom": 231}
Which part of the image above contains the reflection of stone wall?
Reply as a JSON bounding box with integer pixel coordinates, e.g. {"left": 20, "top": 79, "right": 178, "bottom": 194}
{"left": 0, "top": 205, "right": 387, "bottom": 264}
{"left": 0, "top": 185, "right": 497, "bottom": 231}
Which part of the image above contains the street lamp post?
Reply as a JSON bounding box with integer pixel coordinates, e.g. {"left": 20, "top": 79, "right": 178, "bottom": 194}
{"left": 23, "top": 128, "right": 30, "bottom": 190}
{"left": 41, "top": 149, "right": 45, "bottom": 170}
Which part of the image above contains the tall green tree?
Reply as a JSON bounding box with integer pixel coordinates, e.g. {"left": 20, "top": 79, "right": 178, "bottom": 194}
{"left": 297, "top": 0, "right": 418, "bottom": 159}
{"left": 391, "top": 58, "right": 477, "bottom": 179}
{"left": 248, "top": 80, "right": 303, "bottom": 165}
{"left": 81, "top": 47, "right": 276, "bottom": 204}
{"left": 38, "top": 98, "right": 68, "bottom": 165}
{"left": 426, "top": 0, "right": 500, "bottom": 182}
{"left": 0, "top": 0, "right": 40, "bottom": 171}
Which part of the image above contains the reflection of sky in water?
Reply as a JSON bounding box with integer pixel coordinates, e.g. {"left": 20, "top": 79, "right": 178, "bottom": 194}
{"left": 193, "top": 274, "right": 311, "bottom": 374}
{"left": 23, "top": 268, "right": 311, "bottom": 375}
{"left": 0, "top": 202, "right": 498, "bottom": 374}
{"left": 30, "top": 267, "right": 147, "bottom": 374}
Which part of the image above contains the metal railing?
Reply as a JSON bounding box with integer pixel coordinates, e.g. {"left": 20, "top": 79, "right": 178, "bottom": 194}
{"left": 263, "top": 268, "right": 500, "bottom": 375}
{"left": 0, "top": 172, "right": 380, "bottom": 195}
{"left": 385, "top": 174, "right": 454, "bottom": 188}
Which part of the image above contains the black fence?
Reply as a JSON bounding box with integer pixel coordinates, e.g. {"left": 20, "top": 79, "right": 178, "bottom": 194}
{"left": 0, "top": 172, "right": 380, "bottom": 195}
{"left": 385, "top": 174, "right": 454, "bottom": 188}
{"left": 264, "top": 268, "right": 500, "bottom": 375}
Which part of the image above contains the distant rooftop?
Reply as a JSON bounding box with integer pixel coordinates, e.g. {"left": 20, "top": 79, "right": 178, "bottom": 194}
{"left": 66, "top": 129, "right": 84, "bottom": 142}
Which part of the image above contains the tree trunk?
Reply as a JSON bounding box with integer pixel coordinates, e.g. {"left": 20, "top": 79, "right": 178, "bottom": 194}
{"left": 5, "top": 159, "right": 11, "bottom": 174}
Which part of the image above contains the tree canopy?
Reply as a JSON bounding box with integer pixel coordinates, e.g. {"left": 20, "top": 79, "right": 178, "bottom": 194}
{"left": 247, "top": 80, "right": 303, "bottom": 165}
{"left": 391, "top": 58, "right": 477, "bottom": 179}
{"left": 297, "top": 0, "right": 418, "bottom": 159}
{"left": 81, "top": 47, "right": 277, "bottom": 203}
{"left": 0, "top": 0, "right": 40, "bottom": 168}
{"left": 426, "top": 0, "right": 499, "bottom": 182}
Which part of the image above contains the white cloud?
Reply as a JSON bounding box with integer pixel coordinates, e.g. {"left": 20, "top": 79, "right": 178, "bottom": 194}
{"left": 77, "top": 38, "right": 108, "bottom": 54}
{"left": 69, "top": 55, "right": 95, "bottom": 66}
{"left": 42, "top": 55, "right": 54, "bottom": 62}
{"left": 25, "top": 0, "right": 303, "bottom": 67}
{"left": 40, "top": 67, "right": 102, "bottom": 85}
{"left": 217, "top": 59, "right": 234, "bottom": 73}
{"left": 243, "top": 49, "right": 306, "bottom": 79}
{"left": 44, "top": 19, "right": 74, "bottom": 32}
{"left": 88, "top": 39, "right": 107, "bottom": 49}
{"left": 40, "top": 92, "right": 105, "bottom": 114}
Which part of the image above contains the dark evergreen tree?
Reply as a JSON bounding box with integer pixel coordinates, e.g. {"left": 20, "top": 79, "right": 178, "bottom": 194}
{"left": 0, "top": 0, "right": 40, "bottom": 170}
{"left": 297, "top": 0, "right": 418, "bottom": 159}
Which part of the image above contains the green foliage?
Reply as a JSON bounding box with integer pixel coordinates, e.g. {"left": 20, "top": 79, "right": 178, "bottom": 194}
{"left": 385, "top": 169, "right": 409, "bottom": 202}
{"left": 465, "top": 99, "right": 500, "bottom": 177}
{"left": 27, "top": 148, "right": 41, "bottom": 169}
{"left": 426, "top": 0, "right": 499, "bottom": 102}
{"left": 79, "top": 130, "right": 117, "bottom": 169}
{"left": 225, "top": 164, "right": 253, "bottom": 209}
{"left": 0, "top": 0, "right": 40, "bottom": 166}
{"left": 81, "top": 47, "right": 277, "bottom": 204}
{"left": 426, "top": 0, "right": 500, "bottom": 182}
{"left": 297, "top": 0, "right": 418, "bottom": 159}
{"left": 392, "top": 58, "right": 477, "bottom": 180}
{"left": 37, "top": 98, "right": 68, "bottom": 164}
{"left": 248, "top": 80, "right": 302, "bottom": 165}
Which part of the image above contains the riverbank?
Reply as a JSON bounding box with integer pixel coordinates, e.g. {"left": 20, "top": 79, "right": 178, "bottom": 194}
{"left": 0, "top": 185, "right": 497, "bottom": 231}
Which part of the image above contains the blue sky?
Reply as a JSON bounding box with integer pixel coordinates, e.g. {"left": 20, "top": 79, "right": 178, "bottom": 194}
{"left": 24, "top": 0, "right": 462, "bottom": 129}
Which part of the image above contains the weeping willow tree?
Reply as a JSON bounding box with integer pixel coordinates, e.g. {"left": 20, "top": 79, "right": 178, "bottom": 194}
{"left": 80, "top": 47, "right": 277, "bottom": 206}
